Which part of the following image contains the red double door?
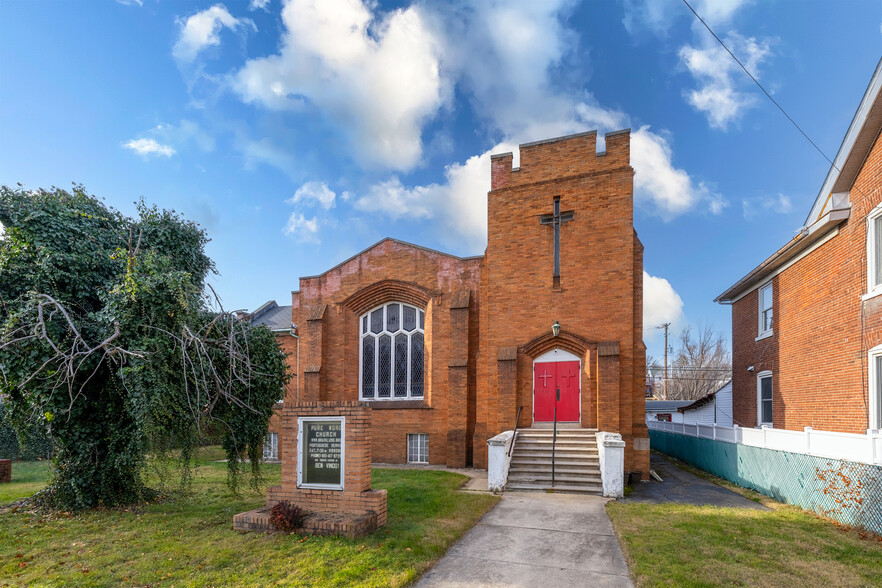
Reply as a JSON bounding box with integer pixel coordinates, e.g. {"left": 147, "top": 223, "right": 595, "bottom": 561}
{"left": 533, "top": 360, "right": 580, "bottom": 422}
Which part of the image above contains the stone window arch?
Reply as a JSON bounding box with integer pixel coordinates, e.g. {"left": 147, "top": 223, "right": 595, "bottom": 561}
{"left": 359, "top": 302, "right": 425, "bottom": 400}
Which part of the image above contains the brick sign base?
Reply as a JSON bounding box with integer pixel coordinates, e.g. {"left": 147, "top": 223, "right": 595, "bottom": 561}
{"left": 234, "top": 401, "right": 386, "bottom": 538}
{"left": 0, "top": 459, "right": 10, "bottom": 484}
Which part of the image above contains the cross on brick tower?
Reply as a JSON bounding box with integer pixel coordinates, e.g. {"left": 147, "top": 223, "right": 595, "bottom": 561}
{"left": 539, "top": 196, "right": 574, "bottom": 287}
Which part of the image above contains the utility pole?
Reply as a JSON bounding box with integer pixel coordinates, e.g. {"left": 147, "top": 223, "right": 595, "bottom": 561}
{"left": 657, "top": 323, "right": 671, "bottom": 400}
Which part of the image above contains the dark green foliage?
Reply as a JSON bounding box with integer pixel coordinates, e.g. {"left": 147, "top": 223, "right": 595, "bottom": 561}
{"left": 269, "top": 500, "right": 309, "bottom": 532}
{"left": 0, "top": 185, "right": 289, "bottom": 509}
{"left": 0, "top": 401, "right": 51, "bottom": 461}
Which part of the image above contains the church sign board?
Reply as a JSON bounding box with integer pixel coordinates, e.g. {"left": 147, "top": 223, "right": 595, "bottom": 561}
{"left": 297, "top": 416, "right": 345, "bottom": 490}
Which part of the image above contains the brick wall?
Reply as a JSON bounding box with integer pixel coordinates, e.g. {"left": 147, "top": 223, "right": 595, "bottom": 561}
{"left": 289, "top": 242, "right": 482, "bottom": 467}
{"left": 478, "top": 130, "right": 648, "bottom": 477}
{"left": 274, "top": 131, "right": 648, "bottom": 478}
{"left": 731, "top": 131, "right": 882, "bottom": 433}
{"left": 266, "top": 402, "right": 387, "bottom": 526}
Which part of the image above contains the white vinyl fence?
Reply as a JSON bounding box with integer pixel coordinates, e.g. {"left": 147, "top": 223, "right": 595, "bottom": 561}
{"left": 647, "top": 421, "right": 882, "bottom": 466}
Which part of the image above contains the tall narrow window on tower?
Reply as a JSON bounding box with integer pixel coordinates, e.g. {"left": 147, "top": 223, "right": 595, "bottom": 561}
{"left": 539, "top": 196, "right": 575, "bottom": 289}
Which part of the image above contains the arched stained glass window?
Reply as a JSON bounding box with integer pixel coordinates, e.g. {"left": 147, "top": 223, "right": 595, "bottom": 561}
{"left": 360, "top": 302, "right": 425, "bottom": 400}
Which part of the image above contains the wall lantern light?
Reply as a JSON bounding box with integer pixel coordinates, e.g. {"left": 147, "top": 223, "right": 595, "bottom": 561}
{"left": 552, "top": 320, "right": 561, "bottom": 337}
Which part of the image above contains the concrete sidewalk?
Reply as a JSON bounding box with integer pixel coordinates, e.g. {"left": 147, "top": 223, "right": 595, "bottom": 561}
{"left": 415, "top": 492, "right": 633, "bottom": 588}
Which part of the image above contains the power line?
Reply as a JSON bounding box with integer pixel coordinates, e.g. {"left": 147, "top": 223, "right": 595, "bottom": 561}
{"left": 681, "top": 0, "right": 838, "bottom": 171}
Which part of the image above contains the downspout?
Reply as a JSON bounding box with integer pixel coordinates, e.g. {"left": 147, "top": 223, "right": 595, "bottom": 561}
{"left": 290, "top": 324, "right": 300, "bottom": 402}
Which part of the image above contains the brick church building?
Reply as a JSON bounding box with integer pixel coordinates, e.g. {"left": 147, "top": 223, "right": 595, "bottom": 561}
{"left": 254, "top": 130, "right": 649, "bottom": 479}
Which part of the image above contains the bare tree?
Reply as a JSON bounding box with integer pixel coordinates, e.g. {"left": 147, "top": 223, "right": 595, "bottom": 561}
{"left": 662, "top": 324, "right": 731, "bottom": 401}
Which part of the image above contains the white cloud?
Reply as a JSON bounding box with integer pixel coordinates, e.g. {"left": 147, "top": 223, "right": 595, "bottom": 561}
{"left": 123, "top": 138, "right": 176, "bottom": 158}
{"left": 679, "top": 34, "right": 771, "bottom": 130}
{"left": 283, "top": 212, "right": 319, "bottom": 242}
{"left": 354, "top": 144, "right": 509, "bottom": 251}
{"left": 249, "top": 0, "right": 270, "bottom": 10}
{"left": 115, "top": 0, "right": 144, "bottom": 6}
{"left": 622, "top": 0, "right": 750, "bottom": 36}
{"left": 427, "top": 1, "right": 579, "bottom": 141}
{"left": 350, "top": 104, "right": 723, "bottom": 249}
{"left": 742, "top": 193, "right": 792, "bottom": 219}
{"left": 123, "top": 120, "right": 214, "bottom": 160}
{"left": 223, "top": 1, "right": 722, "bottom": 244}
{"left": 288, "top": 181, "right": 337, "bottom": 211}
{"left": 643, "top": 271, "right": 685, "bottom": 339}
{"left": 234, "top": 0, "right": 445, "bottom": 171}
{"left": 622, "top": 0, "right": 772, "bottom": 130}
{"left": 631, "top": 126, "right": 726, "bottom": 218}
{"left": 173, "top": 5, "right": 255, "bottom": 63}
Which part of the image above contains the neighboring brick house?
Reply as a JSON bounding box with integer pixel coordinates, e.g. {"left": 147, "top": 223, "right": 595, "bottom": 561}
{"left": 251, "top": 130, "right": 649, "bottom": 478}
{"left": 716, "top": 60, "right": 882, "bottom": 435}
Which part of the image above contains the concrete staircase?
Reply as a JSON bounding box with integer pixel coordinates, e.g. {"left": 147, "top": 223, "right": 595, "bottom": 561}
{"left": 505, "top": 428, "right": 602, "bottom": 494}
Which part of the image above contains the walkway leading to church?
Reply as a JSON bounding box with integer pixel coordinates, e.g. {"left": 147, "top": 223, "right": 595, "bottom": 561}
{"left": 414, "top": 492, "right": 633, "bottom": 587}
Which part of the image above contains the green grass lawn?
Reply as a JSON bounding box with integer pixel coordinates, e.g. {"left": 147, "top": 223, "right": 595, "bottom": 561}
{"left": 607, "top": 474, "right": 882, "bottom": 587}
{"left": 0, "top": 449, "right": 499, "bottom": 587}
{"left": 0, "top": 460, "right": 51, "bottom": 504}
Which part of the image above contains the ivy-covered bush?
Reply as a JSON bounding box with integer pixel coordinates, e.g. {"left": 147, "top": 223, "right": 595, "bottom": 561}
{"left": 0, "top": 185, "right": 289, "bottom": 509}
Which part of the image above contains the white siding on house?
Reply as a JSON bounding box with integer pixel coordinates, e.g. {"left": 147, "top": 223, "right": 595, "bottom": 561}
{"left": 682, "top": 402, "right": 715, "bottom": 426}
{"left": 679, "top": 381, "right": 733, "bottom": 427}
{"left": 715, "top": 381, "right": 733, "bottom": 427}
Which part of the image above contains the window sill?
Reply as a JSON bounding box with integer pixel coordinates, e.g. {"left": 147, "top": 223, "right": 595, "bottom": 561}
{"left": 360, "top": 400, "right": 432, "bottom": 410}
{"left": 862, "top": 288, "right": 882, "bottom": 302}
{"left": 755, "top": 330, "right": 773, "bottom": 342}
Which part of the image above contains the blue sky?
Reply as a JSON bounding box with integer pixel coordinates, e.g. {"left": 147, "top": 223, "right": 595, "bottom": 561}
{"left": 1, "top": 0, "right": 880, "bottom": 361}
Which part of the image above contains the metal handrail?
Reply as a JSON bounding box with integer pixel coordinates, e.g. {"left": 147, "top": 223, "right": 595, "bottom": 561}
{"left": 507, "top": 405, "right": 524, "bottom": 457}
{"left": 552, "top": 401, "right": 558, "bottom": 487}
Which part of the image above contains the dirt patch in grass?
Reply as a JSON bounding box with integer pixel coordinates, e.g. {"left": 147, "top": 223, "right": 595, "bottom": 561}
{"left": 0, "top": 450, "right": 499, "bottom": 587}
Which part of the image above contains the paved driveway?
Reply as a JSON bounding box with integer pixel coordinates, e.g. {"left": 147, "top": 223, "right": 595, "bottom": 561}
{"left": 415, "top": 492, "right": 633, "bottom": 588}
{"left": 624, "top": 453, "right": 769, "bottom": 510}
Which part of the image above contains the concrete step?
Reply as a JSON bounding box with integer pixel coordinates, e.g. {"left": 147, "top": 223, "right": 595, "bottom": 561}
{"left": 517, "top": 430, "right": 597, "bottom": 438}
{"left": 508, "top": 472, "right": 601, "bottom": 483}
{"left": 509, "top": 464, "right": 599, "bottom": 474}
{"left": 517, "top": 435, "right": 597, "bottom": 445}
{"left": 514, "top": 448, "right": 598, "bottom": 458}
{"left": 516, "top": 440, "right": 598, "bottom": 448}
{"left": 510, "top": 458, "right": 599, "bottom": 467}
{"left": 505, "top": 482, "right": 602, "bottom": 494}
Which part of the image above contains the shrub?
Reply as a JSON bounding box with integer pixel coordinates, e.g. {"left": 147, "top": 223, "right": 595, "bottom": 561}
{"left": 269, "top": 500, "right": 308, "bottom": 533}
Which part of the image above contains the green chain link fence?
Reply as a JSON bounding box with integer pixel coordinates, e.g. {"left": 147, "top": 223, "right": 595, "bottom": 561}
{"left": 0, "top": 402, "right": 53, "bottom": 461}
{"left": 650, "top": 429, "right": 882, "bottom": 536}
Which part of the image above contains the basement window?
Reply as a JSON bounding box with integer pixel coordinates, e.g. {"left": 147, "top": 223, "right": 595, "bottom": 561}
{"left": 407, "top": 433, "right": 428, "bottom": 464}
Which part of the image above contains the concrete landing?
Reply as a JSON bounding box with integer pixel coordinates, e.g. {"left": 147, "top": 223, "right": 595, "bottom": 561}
{"left": 415, "top": 492, "right": 633, "bottom": 587}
